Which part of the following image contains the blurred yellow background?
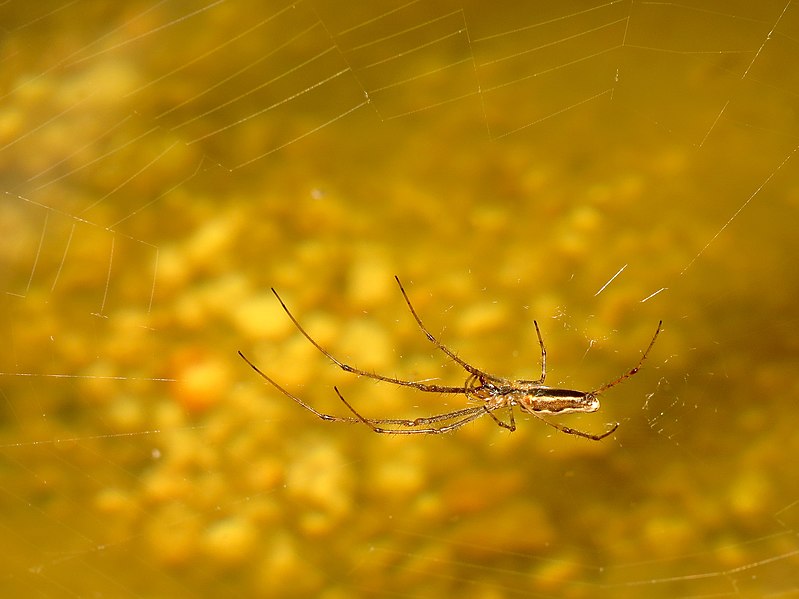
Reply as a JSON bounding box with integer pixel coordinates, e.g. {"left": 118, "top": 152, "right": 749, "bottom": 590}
{"left": 2, "top": 1, "right": 798, "bottom": 597}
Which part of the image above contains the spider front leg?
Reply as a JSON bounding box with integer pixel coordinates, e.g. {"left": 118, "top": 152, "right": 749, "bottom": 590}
{"left": 333, "top": 387, "right": 492, "bottom": 434}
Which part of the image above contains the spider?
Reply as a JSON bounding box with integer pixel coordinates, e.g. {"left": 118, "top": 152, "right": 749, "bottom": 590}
{"left": 238, "top": 276, "right": 662, "bottom": 440}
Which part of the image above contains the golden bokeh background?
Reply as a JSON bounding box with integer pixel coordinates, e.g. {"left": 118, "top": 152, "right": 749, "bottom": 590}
{"left": 2, "top": 1, "right": 799, "bottom": 597}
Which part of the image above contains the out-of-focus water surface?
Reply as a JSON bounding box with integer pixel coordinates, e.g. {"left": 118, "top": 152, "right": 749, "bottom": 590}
{"left": 2, "top": 1, "right": 799, "bottom": 597}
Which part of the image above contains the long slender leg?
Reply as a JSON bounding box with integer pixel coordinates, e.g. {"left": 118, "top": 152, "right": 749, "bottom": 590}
{"left": 592, "top": 321, "right": 663, "bottom": 395}
{"left": 270, "top": 288, "right": 468, "bottom": 394}
{"left": 533, "top": 320, "right": 546, "bottom": 383}
{"left": 335, "top": 387, "right": 492, "bottom": 434}
{"left": 239, "top": 351, "right": 359, "bottom": 423}
{"left": 241, "top": 351, "right": 482, "bottom": 427}
{"left": 520, "top": 404, "right": 619, "bottom": 441}
{"left": 482, "top": 405, "right": 516, "bottom": 431}
{"left": 394, "top": 276, "right": 504, "bottom": 383}
{"left": 373, "top": 405, "right": 488, "bottom": 427}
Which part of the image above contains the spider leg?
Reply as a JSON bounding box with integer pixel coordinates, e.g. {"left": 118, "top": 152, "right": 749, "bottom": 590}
{"left": 348, "top": 404, "right": 488, "bottom": 427}
{"left": 334, "top": 386, "right": 492, "bottom": 434}
{"left": 482, "top": 405, "right": 516, "bottom": 431}
{"left": 532, "top": 320, "right": 546, "bottom": 384}
{"left": 238, "top": 351, "right": 360, "bottom": 423}
{"left": 394, "top": 276, "right": 504, "bottom": 383}
{"left": 240, "top": 351, "right": 470, "bottom": 427}
{"left": 592, "top": 320, "right": 663, "bottom": 395}
{"left": 404, "top": 405, "right": 488, "bottom": 426}
{"left": 270, "top": 288, "right": 468, "bottom": 394}
{"left": 520, "top": 404, "right": 619, "bottom": 441}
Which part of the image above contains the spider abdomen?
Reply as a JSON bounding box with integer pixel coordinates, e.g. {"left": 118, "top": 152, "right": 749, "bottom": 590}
{"left": 519, "top": 388, "right": 600, "bottom": 414}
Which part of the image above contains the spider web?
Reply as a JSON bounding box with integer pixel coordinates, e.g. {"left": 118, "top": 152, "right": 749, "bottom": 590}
{"left": 2, "top": 0, "right": 799, "bottom": 597}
